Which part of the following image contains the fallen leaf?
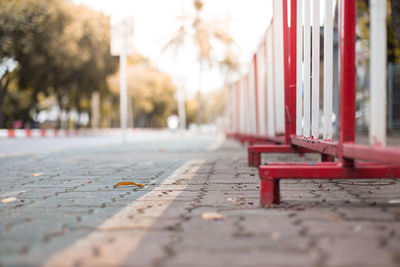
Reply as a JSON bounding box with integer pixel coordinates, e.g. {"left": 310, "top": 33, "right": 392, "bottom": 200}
{"left": 32, "top": 173, "right": 43, "bottom": 177}
{"left": 1, "top": 197, "right": 18, "bottom": 203}
{"left": 201, "top": 212, "right": 225, "bottom": 221}
{"left": 271, "top": 232, "right": 280, "bottom": 240}
{"left": 113, "top": 181, "right": 145, "bottom": 188}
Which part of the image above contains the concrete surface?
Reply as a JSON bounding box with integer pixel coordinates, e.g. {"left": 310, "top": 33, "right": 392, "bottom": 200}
{"left": 0, "top": 131, "right": 400, "bottom": 266}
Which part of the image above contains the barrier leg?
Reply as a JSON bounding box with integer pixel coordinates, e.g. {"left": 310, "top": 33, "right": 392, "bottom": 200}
{"left": 321, "top": 154, "right": 335, "bottom": 162}
{"left": 253, "top": 151, "right": 261, "bottom": 167}
{"left": 248, "top": 145, "right": 261, "bottom": 167}
{"left": 248, "top": 147, "right": 254, "bottom": 166}
{"left": 260, "top": 178, "right": 280, "bottom": 207}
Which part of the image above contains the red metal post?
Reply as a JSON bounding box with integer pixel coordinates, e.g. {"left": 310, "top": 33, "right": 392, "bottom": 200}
{"left": 338, "top": 0, "right": 356, "bottom": 167}
{"left": 282, "top": 0, "right": 290, "bottom": 145}
{"left": 253, "top": 54, "right": 259, "bottom": 135}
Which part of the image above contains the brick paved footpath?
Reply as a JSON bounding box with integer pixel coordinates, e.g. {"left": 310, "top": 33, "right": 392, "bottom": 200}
{"left": 0, "top": 134, "right": 400, "bottom": 266}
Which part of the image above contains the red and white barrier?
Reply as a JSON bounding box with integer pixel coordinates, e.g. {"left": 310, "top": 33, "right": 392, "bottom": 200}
{"left": 226, "top": 0, "right": 400, "bottom": 207}
{"left": 226, "top": 15, "right": 286, "bottom": 144}
{"left": 0, "top": 129, "right": 93, "bottom": 138}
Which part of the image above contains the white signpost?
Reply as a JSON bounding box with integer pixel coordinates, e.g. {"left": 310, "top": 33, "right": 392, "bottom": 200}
{"left": 110, "top": 16, "right": 134, "bottom": 143}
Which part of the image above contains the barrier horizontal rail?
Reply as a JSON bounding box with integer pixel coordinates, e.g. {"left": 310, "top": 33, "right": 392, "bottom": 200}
{"left": 226, "top": 0, "right": 400, "bottom": 207}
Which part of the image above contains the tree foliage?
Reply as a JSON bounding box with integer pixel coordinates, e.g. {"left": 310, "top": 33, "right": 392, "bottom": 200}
{"left": 0, "top": 0, "right": 118, "bottom": 128}
{"left": 164, "top": 0, "right": 238, "bottom": 125}
{"left": 107, "top": 55, "right": 177, "bottom": 128}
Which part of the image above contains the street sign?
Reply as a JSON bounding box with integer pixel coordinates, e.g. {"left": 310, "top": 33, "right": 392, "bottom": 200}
{"left": 110, "top": 16, "right": 134, "bottom": 56}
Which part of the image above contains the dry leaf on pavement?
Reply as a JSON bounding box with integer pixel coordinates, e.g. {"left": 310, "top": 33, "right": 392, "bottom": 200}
{"left": 1, "top": 197, "right": 18, "bottom": 203}
{"left": 32, "top": 173, "right": 43, "bottom": 177}
{"left": 113, "top": 181, "right": 145, "bottom": 188}
{"left": 201, "top": 212, "right": 225, "bottom": 221}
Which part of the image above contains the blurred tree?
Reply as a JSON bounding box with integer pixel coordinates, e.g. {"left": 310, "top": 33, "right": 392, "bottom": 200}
{"left": 0, "top": 66, "right": 15, "bottom": 127}
{"left": 185, "top": 98, "right": 198, "bottom": 127}
{"left": 0, "top": 0, "right": 118, "bottom": 128}
{"left": 357, "top": 0, "right": 400, "bottom": 63}
{"left": 107, "top": 54, "right": 177, "bottom": 127}
{"left": 391, "top": 1, "right": 400, "bottom": 43}
{"left": 163, "top": 0, "right": 237, "bottom": 125}
{"left": 61, "top": 4, "right": 118, "bottom": 128}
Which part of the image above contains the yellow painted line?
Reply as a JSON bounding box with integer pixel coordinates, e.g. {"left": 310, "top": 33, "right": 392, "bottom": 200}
{"left": 44, "top": 159, "right": 205, "bottom": 267}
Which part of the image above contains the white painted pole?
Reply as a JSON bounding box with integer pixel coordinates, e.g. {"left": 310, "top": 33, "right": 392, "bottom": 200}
{"left": 258, "top": 48, "right": 267, "bottom": 135}
{"left": 273, "top": 0, "right": 285, "bottom": 135}
{"left": 240, "top": 78, "right": 245, "bottom": 134}
{"left": 231, "top": 85, "right": 236, "bottom": 133}
{"left": 120, "top": 53, "right": 128, "bottom": 143}
{"left": 303, "top": 0, "right": 311, "bottom": 137}
{"left": 370, "top": 0, "right": 387, "bottom": 145}
{"left": 249, "top": 65, "right": 256, "bottom": 135}
{"left": 311, "top": 0, "right": 320, "bottom": 139}
{"left": 177, "top": 86, "right": 186, "bottom": 130}
{"left": 266, "top": 27, "right": 276, "bottom": 136}
{"left": 245, "top": 76, "right": 251, "bottom": 134}
{"left": 296, "top": 0, "right": 303, "bottom": 136}
{"left": 323, "top": 0, "right": 333, "bottom": 140}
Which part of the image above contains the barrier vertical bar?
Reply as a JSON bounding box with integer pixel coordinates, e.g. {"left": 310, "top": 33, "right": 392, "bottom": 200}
{"left": 370, "top": 0, "right": 387, "bottom": 145}
{"left": 235, "top": 82, "right": 240, "bottom": 133}
{"left": 273, "top": 0, "right": 286, "bottom": 135}
{"left": 289, "top": 0, "right": 297, "bottom": 138}
{"left": 296, "top": 0, "right": 303, "bottom": 136}
{"left": 254, "top": 54, "right": 260, "bottom": 135}
{"left": 263, "top": 39, "right": 269, "bottom": 136}
{"left": 339, "top": 0, "right": 356, "bottom": 166}
{"left": 267, "top": 27, "right": 276, "bottom": 136}
{"left": 240, "top": 78, "right": 245, "bottom": 135}
{"left": 311, "top": 0, "right": 320, "bottom": 139}
{"left": 303, "top": 0, "right": 311, "bottom": 137}
{"left": 245, "top": 75, "right": 251, "bottom": 135}
{"left": 283, "top": 0, "right": 290, "bottom": 144}
{"left": 323, "top": 0, "right": 334, "bottom": 140}
{"left": 258, "top": 46, "right": 267, "bottom": 135}
{"left": 250, "top": 71, "right": 255, "bottom": 136}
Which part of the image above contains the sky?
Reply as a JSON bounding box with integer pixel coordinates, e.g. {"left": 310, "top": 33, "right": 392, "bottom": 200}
{"left": 74, "top": 0, "right": 273, "bottom": 97}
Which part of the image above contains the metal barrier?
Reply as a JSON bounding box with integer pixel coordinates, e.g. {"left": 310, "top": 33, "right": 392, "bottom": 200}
{"left": 227, "top": 7, "right": 286, "bottom": 146}
{"left": 226, "top": 0, "right": 400, "bottom": 207}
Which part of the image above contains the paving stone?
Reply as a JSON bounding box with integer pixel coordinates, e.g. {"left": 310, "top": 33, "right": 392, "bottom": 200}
{"left": 1, "top": 135, "right": 400, "bottom": 266}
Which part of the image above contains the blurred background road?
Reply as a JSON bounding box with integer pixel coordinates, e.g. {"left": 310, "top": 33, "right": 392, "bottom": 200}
{"left": 0, "top": 130, "right": 219, "bottom": 157}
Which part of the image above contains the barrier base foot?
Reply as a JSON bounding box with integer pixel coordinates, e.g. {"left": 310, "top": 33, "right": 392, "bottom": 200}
{"left": 259, "top": 162, "right": 400, "bottom": 206}
{"left": 248, "top": 144, "right": 318, "bottom": 168}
